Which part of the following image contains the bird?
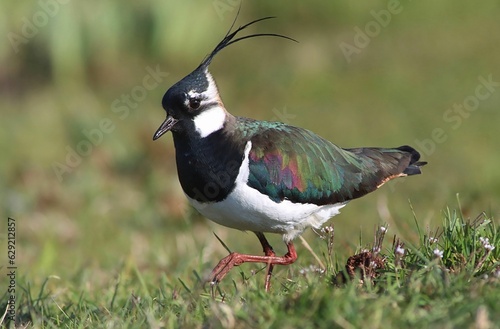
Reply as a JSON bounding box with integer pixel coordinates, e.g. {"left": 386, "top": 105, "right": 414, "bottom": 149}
{"left": 153, "top": 16, "right": 426, "bottom": 292}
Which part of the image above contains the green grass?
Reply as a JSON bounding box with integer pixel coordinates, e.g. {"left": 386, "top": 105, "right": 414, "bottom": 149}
{"left": 2, "top": 204, "right": 499, "bottom": 328}
{"left": 1, "top": 0, "right": 500, "bottom": 328}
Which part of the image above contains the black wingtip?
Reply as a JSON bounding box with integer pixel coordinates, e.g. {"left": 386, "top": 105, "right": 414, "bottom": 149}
{"left": 397, "top": 145, "right": 427, "bottom": 175}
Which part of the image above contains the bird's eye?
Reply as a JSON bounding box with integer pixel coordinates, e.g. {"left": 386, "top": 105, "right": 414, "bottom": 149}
{"left": 189, "top": 97, "right": 201, "bottom": 110}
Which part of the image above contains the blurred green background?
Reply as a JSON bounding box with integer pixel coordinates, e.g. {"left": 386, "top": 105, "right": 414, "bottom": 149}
{"left": 1, "top": 0, "right": 499, "bottom": 287}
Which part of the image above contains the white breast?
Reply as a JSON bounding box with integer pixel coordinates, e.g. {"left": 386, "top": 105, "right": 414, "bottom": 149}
{"left": 186, "top": 141, "right": 347, "bottom": 242}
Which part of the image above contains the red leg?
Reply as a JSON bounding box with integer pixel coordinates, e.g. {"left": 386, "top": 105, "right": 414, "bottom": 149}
{"left": 255, "top": 232, "right": 276, "bottom": 292}
{"left": 255, "top": 232, "right": 276, "bottom": 257}
{"left": 209, "top": 233, "right": 297, "bottom": 292}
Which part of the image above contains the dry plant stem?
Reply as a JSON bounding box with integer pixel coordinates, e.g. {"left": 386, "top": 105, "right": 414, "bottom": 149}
{"left": 474, "top": 249, "right": 492, "bottom": 272}
{"left": 209, "top": 232, "right": 298, "bottom": 292}
{"left": 299, "top": 235, "right": 326, "bottom": 271}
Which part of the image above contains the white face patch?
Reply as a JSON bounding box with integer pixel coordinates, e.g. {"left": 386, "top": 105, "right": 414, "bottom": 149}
{"left": 186, "top": 71, "right": 220, "bottom": 107}
{"left": 190, "top": 70, "right": 226, "bottom": 138}
{"left": 204, "top": 71, "right": 219, "bottom": 101}
{"left": 192, "top": 106, "right": 226, "bottom": 137}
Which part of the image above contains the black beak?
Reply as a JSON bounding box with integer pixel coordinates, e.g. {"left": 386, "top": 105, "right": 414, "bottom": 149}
{"left": 153, "top": 115, "right": 178, "bottom": 140}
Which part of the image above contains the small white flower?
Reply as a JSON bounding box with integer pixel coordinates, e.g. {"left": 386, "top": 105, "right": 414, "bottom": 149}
{"left": 479, "top": 237, "right": 489, "bottom": 244}
{"left": 484, "top": 244, "right": 495, "bottom": 251}
{"left": 379, "top": 226, "right": 387, "bottom": 233}
{"left": 321, "top": 225, "right": 334, "bottom": 234}
{"left": 300, "top": 265, "right": 325, "bottom": 275}
{"left": 315, "top": 267, "right": 326, "bottom": 275}
{"left": 479, "top": 237, "right": 496, "bottom": 251}
{"left": 372, "top": 247, "right": 381, "bottom": 253}
{"left": 433, "top": 248, "right": 444, "bottom": 259}
{"left": 428, "top": 237, "right": 438, "bottom": 244}
{"left": 395, "top": 245, "right": 405, "bottom": 255}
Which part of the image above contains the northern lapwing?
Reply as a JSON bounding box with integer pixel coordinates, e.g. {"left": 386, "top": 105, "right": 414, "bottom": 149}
{"left": 153, "top": 17, "right": 426, "bottom": 292}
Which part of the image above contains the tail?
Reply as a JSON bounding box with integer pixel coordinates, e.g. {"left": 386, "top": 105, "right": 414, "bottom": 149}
{"left": 345, "top": 144, "right": 427, "bottom": 191}
{"left": 396, "top": 145, "right": 427, "bottom": 176}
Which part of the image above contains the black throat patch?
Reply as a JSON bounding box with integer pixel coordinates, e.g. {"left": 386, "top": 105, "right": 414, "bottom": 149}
{"left": 173, "top": 129, "right": 246, "bottom": 203}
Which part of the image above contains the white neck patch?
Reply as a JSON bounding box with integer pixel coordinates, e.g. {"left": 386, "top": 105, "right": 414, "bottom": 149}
{"left": 193, "top": 106, "right": 226, "bottom": 138}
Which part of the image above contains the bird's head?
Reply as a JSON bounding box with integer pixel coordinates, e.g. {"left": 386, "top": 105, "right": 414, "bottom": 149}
{"left": 153, "top": 16, "right": 295, "bottom": 140}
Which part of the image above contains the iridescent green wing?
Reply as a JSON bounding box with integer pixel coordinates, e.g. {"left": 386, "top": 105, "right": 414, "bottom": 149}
{"left": 239, "top": 119, "right": 418, "bottom": 205}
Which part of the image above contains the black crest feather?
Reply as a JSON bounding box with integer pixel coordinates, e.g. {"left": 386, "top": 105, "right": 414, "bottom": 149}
{"left": 200, "top": 11, "right": 297, "bottom": 68}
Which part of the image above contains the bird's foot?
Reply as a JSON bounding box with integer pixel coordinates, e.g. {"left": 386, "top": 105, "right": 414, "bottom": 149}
{"left": 208, "top": 242, "right": 297, "bottom": 294}
{"left": 209, "top": 252, "right": 245, "bottom": 287}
